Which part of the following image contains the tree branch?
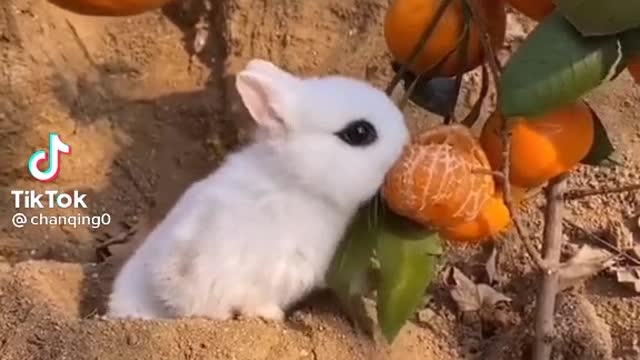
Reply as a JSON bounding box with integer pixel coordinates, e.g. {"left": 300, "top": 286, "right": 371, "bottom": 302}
{"left": 533, "top": 175, "right": 567, "bottom": 360}
{"left": 564, "top": 219, "right": 640, "bottom": 267}
{"left": 502, "top": 131, "right": 548, "bottom": 272}
{"left": 465, "top": 0, "right": 546, "bottom": 272}
{"left": 463, "top": 0, "right": 502, "bottom": 98}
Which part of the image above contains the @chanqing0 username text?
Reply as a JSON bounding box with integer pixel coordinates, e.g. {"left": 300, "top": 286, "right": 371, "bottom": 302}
{"left": 11, "top": 212, "right": 111, "bottom": 229}
{"left": 11, "top": 189, "right": 111, "bottom": 229}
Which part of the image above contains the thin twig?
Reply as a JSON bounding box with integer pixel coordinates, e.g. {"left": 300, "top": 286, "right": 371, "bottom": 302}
{"left": 564, "top": 219, "right": 640, "bottom": 267}
{"left": 471, "top": 168, "right": 505, "bottom": 181}
{"left": 565, "top": 183, "right": 640, "bottom": 200}
{"left": 399, "top": 18, "right": 470, "bottom": 109}
{"left": 464, "top": 0, "right": 546, "bottom": 270}
{"left": 503, "top": 131, "right": 548, "bottom": 271}
{"left": 461, "top": 64, "right": 489, "bottom": 127}
{"left": 444, "top": 8, "right": 472, "bottom": 125}
{"left": 533, "top": 175, "right": 567, "bottom": 360}
{"left": 463, "top": 0, "right": 502, "bottom": 100}
{"left": 65, "top": 19, "right": 97, "bottom": 67}
{"left": 95, "top": 225, "right": 140, "bottom": 261}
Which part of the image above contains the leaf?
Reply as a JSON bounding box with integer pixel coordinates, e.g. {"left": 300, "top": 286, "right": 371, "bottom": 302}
{"left": 499, "top": 11, "right": 626, "bottom": 118}
{"left": 326, "top": 204, "right": 378, "bottom": 330}
{"left": 620, "top": 27, "right": 640, "bottom": 58}
{"left": 376, "top": 210, "right": 442, "bottom": 343}
{"left": 580, "top": 103, "right": 617, "bottom": 166}
{"left": 558, "top": 245, "right": 615, "bottom": 291}
{"left": 485, "top": 246, "right": 499, "bottom": 285}
{"left": 554, "top": 0, "right": 640, "bottom": 36}
{"left": 449, "top": 267, "right": 511, "bottom": 312}
{"left": 381, "top": 206, "right": 444, "bottom": 249}
{"left": 449, "top": 267, "right": 481, "bottom": 312}
{"left": 612, "top": 266, "right": 640, "bottom": 293}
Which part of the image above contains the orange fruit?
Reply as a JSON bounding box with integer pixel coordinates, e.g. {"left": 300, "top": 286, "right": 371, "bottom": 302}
{"left": 506, "top": 0, "right": 554, "bottom": 22}
{"left": 479, "top": 101, "right": 594, "bottom": 189}
{"left": 384, "top": 0, "right": 507, "bottom": 77}
{"left": 628, "top": 55, "right": 640, "bottom": 84}
{"left": 438, "top": 192, "right": 511, "bottom": 244}
{"left": 383, "top": 124, "right": 495, "bottom": 229}
{"left": 46, "top": 0, "right": 175, "bottom": 16}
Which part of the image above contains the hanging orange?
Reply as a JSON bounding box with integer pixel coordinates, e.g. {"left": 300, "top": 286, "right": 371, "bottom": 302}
{"left": 506, "top": 0, "right": 554, "bottom": 22}
{"left": 383, "top": 124, "right": 495, "bottom": 229}
{"left": 479, "top": 102, "right": 594, "bottom": 189}
{"left": 384, "top": 0, "right": 507, "bottom": 77}
{"left": 438, "top": 192, "right": 511, "bottom": 244}
{"left": 46, "top": 0, "right": 175, "bottom": 16}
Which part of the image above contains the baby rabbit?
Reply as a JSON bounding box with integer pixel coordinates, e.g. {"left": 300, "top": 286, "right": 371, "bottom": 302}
{"left": 107, "top": 59, "right": 409, "bottom": 321}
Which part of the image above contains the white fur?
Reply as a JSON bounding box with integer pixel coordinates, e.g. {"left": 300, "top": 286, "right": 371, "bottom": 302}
{"left": 107, "top": 59, "right": 409, "bottom": 321}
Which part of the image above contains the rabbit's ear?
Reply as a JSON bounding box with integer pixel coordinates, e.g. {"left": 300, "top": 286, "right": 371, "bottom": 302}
{"left": 235, "top": 60, "right": 299, "bottom": 131}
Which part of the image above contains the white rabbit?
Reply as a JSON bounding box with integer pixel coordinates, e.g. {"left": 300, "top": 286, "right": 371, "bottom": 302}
{"left": 106, "top": 59, "right": 409, "bottom": 321}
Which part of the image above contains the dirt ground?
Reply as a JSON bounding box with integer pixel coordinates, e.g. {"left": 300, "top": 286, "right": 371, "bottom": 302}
{"left": 0, "top": 0, "right": 639, "bottom": 359}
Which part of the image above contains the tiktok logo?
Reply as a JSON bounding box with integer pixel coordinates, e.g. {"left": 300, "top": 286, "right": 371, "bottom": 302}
{"left": 27, "top": 133, "right": 72, "bottom": 182}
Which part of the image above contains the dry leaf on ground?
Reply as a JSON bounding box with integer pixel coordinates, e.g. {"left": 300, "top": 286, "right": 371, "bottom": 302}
{"left": 558, "top": 245, "right": 616, "bottom": 291}
{"left": 449, "top": 267, "right": 511, "bottom": 313}
{"left": 630, "top": 246, "right": 640, "bottom": 262}
{"left": 611, "top": 267, "right": 640, "bottom": 293}
{"left": 485, "top": 246, "right": 499, "bottom": 285}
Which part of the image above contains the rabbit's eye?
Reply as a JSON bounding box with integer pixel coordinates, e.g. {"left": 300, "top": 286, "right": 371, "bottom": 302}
{"left": 335, "top": 120, "right": 377, "bottom": 146}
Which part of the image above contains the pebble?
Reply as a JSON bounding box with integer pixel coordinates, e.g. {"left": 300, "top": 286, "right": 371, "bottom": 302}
{"left": 417, "top": 308, "right": 436, "bottom": 324}
{"left": 0, "top": 261, "right": 11, "bottom": 273}
{"left": 126, "top": 333, "right": 139, "bottom": 345}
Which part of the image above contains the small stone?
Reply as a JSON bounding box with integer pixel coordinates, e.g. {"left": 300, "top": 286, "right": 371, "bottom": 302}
{"left": 417, "top": 308, "right": 436, "bottom": 324}
{"left": 126, "top": 333, "right": 138, "bottom": 345}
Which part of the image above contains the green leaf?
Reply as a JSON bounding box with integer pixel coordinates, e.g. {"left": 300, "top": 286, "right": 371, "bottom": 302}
{"left": 580, "top": 103, "right": 618, "bottom": 167}
{"left": 376, "top": 210, "right": 442, "bottom": 343}
{"left": 326, "top": 204, "right": 378, "bottom": 330}
{"left": 620, "top": 27, "right": 640, "bottom": 58}
{"left": 500, "top": 11, "right": 626, "bottom": 118}
{"left": 554, "top": 0, "right": 640, "bottom": 36}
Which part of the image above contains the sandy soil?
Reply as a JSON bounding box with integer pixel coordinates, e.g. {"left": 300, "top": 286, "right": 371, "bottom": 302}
{"left": 0, "top": 0, "right": 639, "bottom": 359}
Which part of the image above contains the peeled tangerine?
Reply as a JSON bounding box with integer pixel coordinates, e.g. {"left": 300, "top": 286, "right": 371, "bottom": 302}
{"left": 438, "top": 191, "right": 511, "bottom": 244}
{"left": 383, "top": 124, "right": 495, "bottom": 229}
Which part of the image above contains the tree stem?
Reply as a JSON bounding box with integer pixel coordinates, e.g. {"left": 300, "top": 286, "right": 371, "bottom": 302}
{"left": 533, "top": 175, "right": 567, "bottom": 360}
